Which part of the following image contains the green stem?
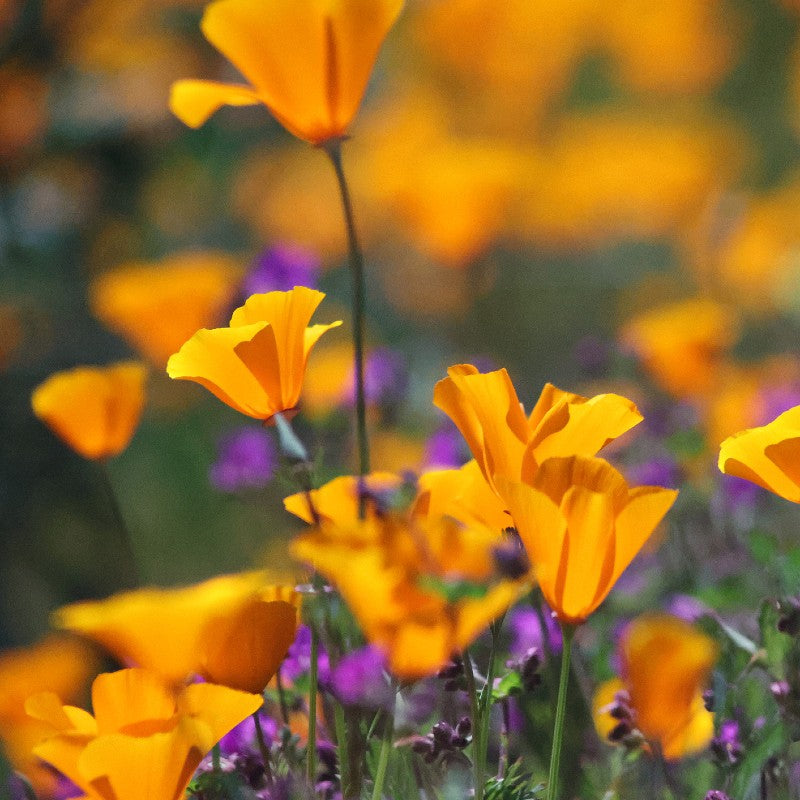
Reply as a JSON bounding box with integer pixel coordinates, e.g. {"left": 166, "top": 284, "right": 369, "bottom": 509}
{"left": 479, "top": 617, "right": 502, "bottom": 774}
{"left": 253, "top": 711, "right": 274, "bottom": 785}
{"left": 306, "top": 625, "right": 319, "bottom": 786}
{"left": 371, "top": 707, "right": 394, "bottom": 800}
{"left": 547, "top": 626, "right": 574, "bottom": 800}
{"left": 462, "top": 651, "right": 485, "bottom": 800}
{"left": 276, "top": 665, "right": 290, "bottom": 725}
{"left": 333, "top": 701, "right": 350, "bottom": 796}
{"left": 211, "top": 743, "right": 221, "bottom": 772}
{"left": 98, "top": 461, "right": 138, "bottom": 586}
{"left": 323, "top": 140, "right": 370, "bottom": 499}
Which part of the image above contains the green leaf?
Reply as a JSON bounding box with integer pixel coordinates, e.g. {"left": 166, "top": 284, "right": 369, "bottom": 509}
{"left": 492, "top": 672, "right": 524, "bottom": 701}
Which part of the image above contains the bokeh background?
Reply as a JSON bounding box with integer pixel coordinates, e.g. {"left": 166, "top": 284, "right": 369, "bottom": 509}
{"left": 4, "top": 0, "right": 800, "bottom": 657}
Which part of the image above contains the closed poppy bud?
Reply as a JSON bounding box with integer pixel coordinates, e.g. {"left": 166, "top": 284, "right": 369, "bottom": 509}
{"left": 170, "top": 0, "right": 404, "bottom": 145}
{"left": 31, "top": 362, "right": 147, "bottom": 460}
{"left": 167, "top": 287, "right": 341, "bottom": 423}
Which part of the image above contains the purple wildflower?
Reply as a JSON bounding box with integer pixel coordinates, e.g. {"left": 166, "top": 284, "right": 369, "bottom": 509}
{"left": 664, "top": 594, "right": 708, "bottom": 623}
{"left": 282, "top": 624, "right": 331, "bottom": 684}
{"left": 329, "top": 645, "right": 393, "bottom": 710}
{"left": 218, "top": 710, "right": 278, "bottom": 756}
{"left": 424, "top": 421, "right": 468, "bottom": 469}
{"left": 711, "top": 719, "right": 742, "bottom": 766}
{"left": 508, "top": 605, "right": 562, "bottom": 659}
{"left": 344, "top": 347, "right": 409, "bottom": 410}
{"left": 626, "top": 455, "right": 680, "bottom": 489}
{"left": 243, "top": 244, "right": 319, "bottom": 296}
{"left": 209, "top": 427, "right": 277, "bottom": 493}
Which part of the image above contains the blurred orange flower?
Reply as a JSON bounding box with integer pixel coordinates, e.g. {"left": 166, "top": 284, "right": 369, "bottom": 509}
{"left": 89, "top": 251, "right": 242, "bottom": 367}
{"left": 498, "top": 455, "right": 676, "bottom": 625}
{"left": 291, "top": 511, "right": 525, "bottom": 679}
{"left": 0, "top": 635, "right": 97, "bottom": 796}
{"left": 718, "top": 404, "right": 800, "bottom": 503}
{"left": 55, "top": 572, "right": 300, "bottom": 692}
{"left": 593, "top": 615, "right": 716, "bottom": 760}
{"left": 620, "top": 298, "right": 739, "bottom": 399}
{"left": 170, "top": 0, "right": 403, "bottom": 144}
{"left": 31, "top": 362, "right": 147, "bottom": 460}
{"left": 167, "top": 286, "right": 341, "bottom": 422}
{"left": 433, "top": 365, "right": 642, "bottom": 496}
{"left": 27, "top": 668, "right": 262, "bottom": 800}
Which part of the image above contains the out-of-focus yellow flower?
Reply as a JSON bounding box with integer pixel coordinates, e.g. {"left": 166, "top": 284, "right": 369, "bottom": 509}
{"left": 0, "top": 636, "right": 97, "bottom": 796}
{"left": 167, "top": 286, "right": 341, "bottom": 422}
{"left": 284, "top": 472, "right": 404, "bottom": 525}
{"left": 599, "top": 0, "right": 735, "bottom": 94}
{"left": 55, "top": 572, "right": 300, "bottom": 692}
{"left": 704, "top": 176, "right": 800, "bottom": 313}
{"left": 359, "top": 100, "right": 528, "bottom": 267}
{"left": 415, "top": 0, "right": 596, "bottom": 133}
{"left": 31, "top": 362, "right": 147, "bottom": 460}
{"left": 718, "top": 405, "right": 800, "bottom": 503}
{"left": 593, "top": 614, "right": 716, "bottom": 760}
{"left": 90, "top": 252, "right": 243, "bottom": 367}
{"left": 498, "top": 455, "right": 676, "bottom": 625}
{"left": 515, "top": 114, "right": 744, "bottom": 247}
{"left": 415, "top": 460, "right": 509, "bottom": 533}
{"left": 302, "top": 340, "right": 353, "bottom": 418}
{"left": 433, "top": 364, "right": 642, "bottom": 496}
{"left": 28, "top": 668, "right": 262, "bottom": 800}
{"left": 170, "top": 0, "right": 403, "bottom": 144}
{"left": 620, "top": 298, "right": 739, "bottom": 399}
{"left": 291, "top": 511, "right": 525, "bottom": 679}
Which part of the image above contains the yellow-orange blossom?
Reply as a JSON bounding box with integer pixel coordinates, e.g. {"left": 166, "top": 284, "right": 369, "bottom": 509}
{"left": 170, "top": 0, "right": 404, "bottom": 144}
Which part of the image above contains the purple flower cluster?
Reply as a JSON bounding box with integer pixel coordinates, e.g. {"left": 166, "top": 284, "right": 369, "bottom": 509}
{"left": 209, "top": 427, "right": 277, "bottom": 493}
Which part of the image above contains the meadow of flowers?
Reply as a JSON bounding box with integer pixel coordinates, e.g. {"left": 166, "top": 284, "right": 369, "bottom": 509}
{"left": 5, "top": 1, "right": 800, "bottom": 799}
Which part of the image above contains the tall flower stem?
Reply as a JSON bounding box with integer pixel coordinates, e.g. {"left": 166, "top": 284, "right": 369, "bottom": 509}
{"left": 322, "top": 139, "right": 370, "bottom": 496}
{"left": 371, "top": 703, "right": 395, "bottom": 800}
{"left": 306, "top": 625, "right": 319, "bottom": 786}
{"left": 547, "top": 625, "right": 575, "bottom": 800}
{"left": 254, "top": 711, "right": 274, "bottom": 785}
{"left": 98, "top": 461, "right": 138, "bottom": 587}
{"left": 462, "top": 650, "right": 485, "bottom": 800}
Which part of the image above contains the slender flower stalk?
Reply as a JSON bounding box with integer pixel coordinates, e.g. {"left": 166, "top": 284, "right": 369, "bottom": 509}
{"left": 306, "top": 623, "right": 319, "bottom": 786}
{"left": 333, "top": 701, "right": 351, "bottom": 796}
{"left": 254, "top": 712, "right": 274, "bottom": 784}
{"left": 548, "top": 625, "right": 575, "bottom": 800}
{"left": 98, "top": 461, "right": 139, "bottom": 587}
{"left": 371, "top": 703, "right": 395, "bottom": 800}
{"left": 322, "top": 139, "right": 370, "bottom": 502}
{"left": 462, "top": 650, "right": 485, "bottom": 800}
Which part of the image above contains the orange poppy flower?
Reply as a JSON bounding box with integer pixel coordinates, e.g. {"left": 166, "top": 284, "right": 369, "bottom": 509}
{"left": 291, "top": 511, "right": 526, "bottom": 680}
{"left": 0, "top": 635, "right": 98, "bottom": 796}
{"left": 27, "top": 668, "right": 263, "bottom": 800}
{"left": 170, "top": 0, "right": 404, "bottom": 144}
{"left": 620, "top": 298, "right": 739, "bottom": 399}
{"left": 593, "top": 614, "right": 716, "bottom": 760}
{"left": 55, "top": 572, "right": 300, "bottom": 692}
{"left": 167, "top": 286, "right": 341, "bottom": 422}
{"left": 89, "top": 252, "right": 242, "bottom": 367}
{"left": 31, "top": 362, "right": 147, "bottom": 460}
{"left": 718, "top": 404, "right": 800, "bottom": 503}
{"left": 498, "top": 455, "right": 677, "bottom": 625}
{"left": 433, "top": 364, "right": 642, "bottom": 495}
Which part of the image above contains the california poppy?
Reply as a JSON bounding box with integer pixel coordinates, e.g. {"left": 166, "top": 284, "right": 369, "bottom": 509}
{"left": 170, "top": 0, "right": 404, "bottom": 145}
{"left": 433, "top": 364, "right": 642, "bottom": 495}
{"left": 167, "top": 286, "right": 341, "bottom": 422}
{"left": 27, "top": 668, "right": 262, "bottom": 800}
{"left": 31, "top": 362, "right": 147, "bottom": 460}
{"left": 497, "top": 455, "right": 677, "bottom": 625}
{"left": 0, "top": 635, "right": 98, "bottom": 796}
{"left": 291, "top": 510, "right": 526, "bottom": 679}
{"left": 718, "top": 404, "right": 800, "bottom": 502}
{"left": 90, "top": 252, "right": 242, "bottom": 367}
{"left": 593, "top": 614, "right": 716, "bottom": 760}
{"left": 55, "top": 572, "right": 300, "bottom": 692}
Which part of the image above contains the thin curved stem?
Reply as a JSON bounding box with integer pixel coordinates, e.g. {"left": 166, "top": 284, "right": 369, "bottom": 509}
{"left": 462, "top": 650, "right": 485, "bottom": 800}
{"left": 547, "top": 625, "right": 574, "bottom": 800}
{"left": 253, "top": 711, "right": 274, "bottom": 785}
{"left": 322, "top": 140, "right": 370, "bottom": 507}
